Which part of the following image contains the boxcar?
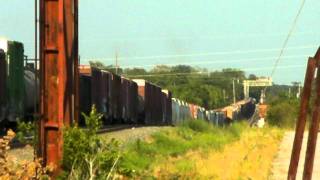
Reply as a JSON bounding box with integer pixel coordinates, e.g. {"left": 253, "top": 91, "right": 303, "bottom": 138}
{"left": 120, "top": 77, "right": 138, "bottom": 123}
{"left": 240, "top": 99, "right": 256, "bottom": 119}
{"left": 133, "top": 79, "right": 153, "bottom": 124}
{"left": 154, "top": 85, "right": 162, "bottom": 124}
{"left": 197, "top": 107, "right": 206, "bottom": 120}
{"left": 171, "top": 98, "right": 180, "bottom": 125}
{"left": 91, "top": 68, "right": 110, "bottom": 122}
{"left": 189, "top": 104, "right": 197, "bottom": 119}
{"left": 161, "top": 90, "right": 172, "bottom": 125}
{"left": 79, "top": 74, "right": 92, "bottom": 126}
{"left": 120, "top": 78, "right": 130, "bottom": 122}
{"left": 110, "top": 73, "right": 122, "bottom": 123}
{"left": 129, "top": 81, "right": 138, "bottom": 123}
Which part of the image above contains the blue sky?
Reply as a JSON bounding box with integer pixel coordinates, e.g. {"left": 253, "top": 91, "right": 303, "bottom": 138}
{"left": 1, "top": 0, "right": 319, "bottom": 84}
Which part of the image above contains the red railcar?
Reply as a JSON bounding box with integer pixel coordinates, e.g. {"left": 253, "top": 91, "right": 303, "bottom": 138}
{"left": 0, "top": 50, "right": 6, "bottom": 119}
{"left": 79, "top": 74, "right": 92, "bottom": 125}
{"left": 150, "top": 84, "right": 156, "bottom": 124}
{"left": 129, "top": 81, "right": 138, "bottom": 123}
{"left": 133, "top": 79, "right": 154, "bottom": 124}
{"left": 90, "top": 68, "right": 111, "bottom": 124}
{"left": 109, "top": 73, "right": 122, "bottom": 123}
{"left": 120, "top": 78, "right": 129, "bottom": 122}
{"left": 154, "top": 85, "right": 163, "bottom": 124}
{"left": 79, "top": 65, "right": 91, "bottom": 75}
{"left": 120, "top": 77, "right": 138, "bottom": 123}
{"left": 80, "top": 67, "right": 122, "bottom": 125}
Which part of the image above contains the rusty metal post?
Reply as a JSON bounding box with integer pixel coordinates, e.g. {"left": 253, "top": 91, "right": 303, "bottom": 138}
{"left": 74, "top": 0, "right": 79, "bottom": 124}
{"left": 39, "top": 0, "right": 78, "bottom": 175}
{"left": 302, "top": 49, "right": 320, "bottom": 180}
{"left": 288, "top": 57, "right": 316, "bottom": 180}
{"left": 38, "top": 0, "right": 45, "bottom": 160}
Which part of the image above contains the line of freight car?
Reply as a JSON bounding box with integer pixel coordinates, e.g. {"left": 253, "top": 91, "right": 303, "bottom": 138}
{"left": 171, "top": 98, "right": 207, "bottom": 125}
{"left": 206, "top": 99, "right": 256, "bottom": 126}
{"left": 79, "top": 67, "right": 173, "bottom": 126}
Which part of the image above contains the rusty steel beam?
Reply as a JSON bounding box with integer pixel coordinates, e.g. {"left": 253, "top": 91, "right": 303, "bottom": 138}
{"left": 74, "top": 0, "right": 79, "bottom": 124}
{"left": 302, "top": 49, "right": 320, "bottom": 180}
{"left": 288, "top": 57, "right": 316, "bottom": 180}
{"left": 39, "top": 0, "right": 78, "bottom": 175}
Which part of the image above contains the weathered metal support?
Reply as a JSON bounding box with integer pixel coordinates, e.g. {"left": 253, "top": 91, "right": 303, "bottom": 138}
{"left": 74, "top": 0, "right": 79, "bottom": 124}
{"left": 39, "top": 0, "right": 78, "bottom": 175}
{"left": 287, "top": 47, "right": 320, "bottom": 180}
{"left": 303, "top": 50, "right": 320, "bottom": 180}
{"left": 288, "top": 57, "right": 316, "bottom": 180}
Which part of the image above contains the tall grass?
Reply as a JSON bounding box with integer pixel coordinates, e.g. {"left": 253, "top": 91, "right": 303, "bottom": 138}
{"left": 119, "top": 119, "right": 248, "bottom": 177}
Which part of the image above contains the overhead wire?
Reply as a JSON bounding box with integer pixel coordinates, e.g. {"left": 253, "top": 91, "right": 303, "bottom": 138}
{"left": 92, "top": 54, "right": 309, "bottom": 70}
{"left": 267, "top": 0, "right": 307, "bottom": 87}
{"left": 83, "top": 45, "right": 315, "bottom": 62}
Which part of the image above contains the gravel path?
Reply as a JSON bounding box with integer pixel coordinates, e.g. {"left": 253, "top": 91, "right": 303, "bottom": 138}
{"left": 100, "top": 126, "right": 173, "bottom": 143}
{"left": 271, "top": 131, "right": 320, "bottom": 180}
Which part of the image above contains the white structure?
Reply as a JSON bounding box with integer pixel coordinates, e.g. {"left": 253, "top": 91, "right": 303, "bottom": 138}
{"left": 243, "top": 78, "right": 273, "bottom": 99}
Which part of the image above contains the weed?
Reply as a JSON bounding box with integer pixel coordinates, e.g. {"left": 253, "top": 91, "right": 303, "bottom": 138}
{"left": 61, "top": 105, "right": 121, "bottom": 179}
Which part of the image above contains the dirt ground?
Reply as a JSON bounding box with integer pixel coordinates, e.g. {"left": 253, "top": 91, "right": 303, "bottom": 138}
{"left": 100, "top": 126, "right": 173, "bottom": 143}
{"left": 8, "top": 126, "right": 171, "bottom": 162}
{"left": 270, "top": 131, "right": 320, "bottom": 180}
{"left": 7, "top": 145, "right": 34, "bottom": 163}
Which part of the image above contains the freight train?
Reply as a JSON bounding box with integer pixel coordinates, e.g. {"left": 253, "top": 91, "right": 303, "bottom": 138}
{"left": 0, "top": 40, "right": 255, "bottom": 130}
{"left": 79, "top": 66, "right": 256, "bottom": 126}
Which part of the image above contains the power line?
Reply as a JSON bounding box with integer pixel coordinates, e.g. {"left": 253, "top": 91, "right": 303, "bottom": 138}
{"left": 269, "top": 0, "right": 307, "bottom": 78}
{"left": 76, "top": 31, "right": 319, "bottom": 42}
{"left": 83, "top": 45, "right": 316, "bottom": 62}
{"left": 92, "top": 54, "right": 309, "bottom": 70}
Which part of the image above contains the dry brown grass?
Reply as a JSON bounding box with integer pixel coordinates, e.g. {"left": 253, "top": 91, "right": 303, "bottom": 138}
{"left": 0, "top": 130, "right": 53, "bottom": 180}
{"left": 154, "top": 126, "right": 284, "bottom": 179}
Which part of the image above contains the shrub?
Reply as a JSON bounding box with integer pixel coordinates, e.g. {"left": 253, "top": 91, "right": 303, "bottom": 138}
{"left": 16, "top": 120, "right": 36, "bottom": 145}
{"left": 267, "top": 98, "right": 299, "bottom": 128}
{"left": 61, "top": 106, "right": 121, "bottom": 179}
{"left": 181, "top": 119, "right": 212, "bottom": 132}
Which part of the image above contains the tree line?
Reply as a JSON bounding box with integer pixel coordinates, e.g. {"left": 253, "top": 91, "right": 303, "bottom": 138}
{"left": 89, "top": 61, "right": 299, "bottom": 110}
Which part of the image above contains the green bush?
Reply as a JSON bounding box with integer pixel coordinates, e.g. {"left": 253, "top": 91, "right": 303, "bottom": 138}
{"left": 181, "top": 119, "right": 212, "bottom": 133}
{"left": 16, "top": 120, "right": 36, "bottom": 145}
{"left": 267, "top": 98, "right": 299, "bottom": 129}
{"left": 61, "top": 106, "right": 120, "bottom": 179}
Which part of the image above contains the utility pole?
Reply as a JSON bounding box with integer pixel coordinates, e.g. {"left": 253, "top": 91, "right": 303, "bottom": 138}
{"left": 297, "top": 82, "right": 301, "bottom": 98}
{"left": 233, "top": 79, "right": 236, "bottom": 104}
{"left": 289, "top": 87, "right": 291, "bottom": 98}
{"left": 115, "top": 52, "right": 119, "bottom": 74}
{"left": 232, "top": 79, "right": 240, "bottom": 104}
